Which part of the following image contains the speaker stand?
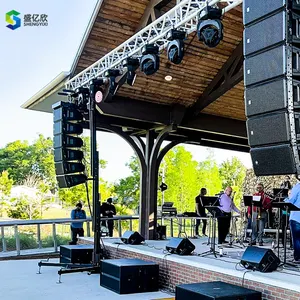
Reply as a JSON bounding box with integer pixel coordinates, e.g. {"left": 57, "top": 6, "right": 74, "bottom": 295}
{"left": 199, "top": 214, "right": 219, "bottom": 258}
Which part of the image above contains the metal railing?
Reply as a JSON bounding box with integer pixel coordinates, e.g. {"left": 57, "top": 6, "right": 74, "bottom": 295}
{"left": 0, "top": 215, "right": 139, "bottom": 256}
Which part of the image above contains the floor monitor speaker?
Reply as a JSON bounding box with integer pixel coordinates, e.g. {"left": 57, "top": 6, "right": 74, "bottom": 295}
{"left": 241, "top": 246, "right": 280, "bottom": 273}
{"left": 165, "top": 237, "right": 195, "bottom": 255}
{"left": 121, "top": 231, "right": 145, "bottom": 245}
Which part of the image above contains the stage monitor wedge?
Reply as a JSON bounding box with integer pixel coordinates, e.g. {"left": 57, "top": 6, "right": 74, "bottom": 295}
{"left": 243, "top": 0, "right": 300, "bottom": 176}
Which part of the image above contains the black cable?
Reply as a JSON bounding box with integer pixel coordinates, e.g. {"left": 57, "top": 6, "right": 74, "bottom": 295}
{"left": 242, "top": 270, "right": 252, "bottom": 287}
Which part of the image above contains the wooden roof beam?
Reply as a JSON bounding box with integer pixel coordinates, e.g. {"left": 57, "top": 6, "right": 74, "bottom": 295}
{"left": 188, "top": 41, "right": 244, "bottom": 118}
{"left": 136, "top": 0, "right": 173, "bottom": 31}
{"left": 96, "top": 96, "right": 186, "bottom": 125}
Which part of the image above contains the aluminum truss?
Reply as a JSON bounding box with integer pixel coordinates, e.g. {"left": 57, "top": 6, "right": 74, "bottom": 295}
{"left": 65, "top": 0, "right": 243, "bottom": 90}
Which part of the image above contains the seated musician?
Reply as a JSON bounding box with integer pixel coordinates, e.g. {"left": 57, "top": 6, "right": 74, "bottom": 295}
{"left": 195, "top": 187, "right": 207, "bottom": 237}
{"left": 218, "top": 186, "right": 240, "bottom": 244}
{"left": 285, "top": 180, "right": 300, "bottom": 263}
{"left": 248, "top": 183, "right": 271, "bottom": 246}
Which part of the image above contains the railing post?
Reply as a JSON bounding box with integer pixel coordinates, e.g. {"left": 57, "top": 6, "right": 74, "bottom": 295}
{"left": 170, "top": 218, "right": 174, "bottom": 237}
{"left": 86, "top": 221, "right": 91, "bottom": 237}
{"left": 118, "top": 219, "right": 122, "bottom": 237}
{"left": 14, "top": 225, "right": 20, "bottom": 256}
{"left": 52, "top": 223, "right": 57, "bottom": 252}
{"left": 129, "top": 219, "right": 133, "bottom": 231}
{"left": 1, "top": 227, "right": 7, "bottom": 252}
{"left": 37, "top": 224, "right": 42, "bottom": 249}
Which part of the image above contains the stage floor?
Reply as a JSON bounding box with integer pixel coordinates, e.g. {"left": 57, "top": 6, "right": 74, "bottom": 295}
{"left": 80, "top": 235, "right": 300, "bottom": 295}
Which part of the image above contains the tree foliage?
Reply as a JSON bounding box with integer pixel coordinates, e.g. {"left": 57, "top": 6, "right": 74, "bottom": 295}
{"left": 0, "top": 171, "right": 13, "bottom": 196}
{"left": 219, "top": 157, "right": 246, "bottom": 208}
{"left": 0, "top": 135, "right": 55, "bottom": 188}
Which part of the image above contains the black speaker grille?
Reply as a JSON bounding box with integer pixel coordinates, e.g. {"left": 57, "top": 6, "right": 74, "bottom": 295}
{"left": 244, "top": 45, "right": 286, "bottom": 86}
{"left": 245, "top": 78, "right": 289, "bottom": 117}
{"left": 247, "top": 112, "right": 291, "bottom": 146}
{"left": 250, "top": 144, "right": 297, "bottom": 175}
{"left": 244, "top": 11, "right": 286, "bottom": 56}
{"left": 243, "top": 0, "right": 286, "bottom": 25}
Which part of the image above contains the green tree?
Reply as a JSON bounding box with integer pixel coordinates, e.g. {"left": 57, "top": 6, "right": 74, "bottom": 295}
{"left": 219, "top": 157, "right": 246, "bottom": 208}
{"left": 161, "top": 146, "right": 199, "bottom": 213}
{"left": 197, "top": 151, "right": 222, "bottom": 196}
{"left": 0, "top": 171, "right": 14, "bottom": 217}
{"left": 114, "top": 156, "right": 140, "bottom": 208}
{"left": 0, "top": 135, "right": 55, "bottom": 188}
{"left": 8, "top": 196, "right": 41, "bottom": 220}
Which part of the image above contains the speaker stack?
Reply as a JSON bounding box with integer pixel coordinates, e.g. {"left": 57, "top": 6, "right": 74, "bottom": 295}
{"left": 244, "top": 0, "right": 300, "bottom": 175}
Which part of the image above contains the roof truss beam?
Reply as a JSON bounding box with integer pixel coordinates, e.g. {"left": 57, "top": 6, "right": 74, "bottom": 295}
{"left": 189, "top": 41, "right": 243, "bottom": 117}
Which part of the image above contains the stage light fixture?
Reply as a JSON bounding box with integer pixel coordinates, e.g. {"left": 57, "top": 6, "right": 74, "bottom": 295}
{"left": 104, "top": 69, "right": 122, "bottom": 95}
{"left": 89, "top": 78, "right": 111, "bottom": 103}
{"left": 167, "top": 29, "right": 186, "bottom": 64}
{"left": 124, "top": 57, "right": 140, "bottom": 86}
{"left": 197, "top": 6, "right": 223, "bottom": 48}
{"left": 140, "top": 44, "right": 160, "bottom": 76}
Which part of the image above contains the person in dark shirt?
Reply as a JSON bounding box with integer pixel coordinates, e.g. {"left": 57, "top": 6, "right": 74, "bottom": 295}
{"left": 195, "top": 188, "right": 207, "bottom": 237}
{"left": 280, "top": 176, "right": 292, "bottom": 190}
{"left": 70, "top": 202, "right": 87, "bottom": 245}
{"left": 101, "top": 197, "right": 116, "bottom": 237}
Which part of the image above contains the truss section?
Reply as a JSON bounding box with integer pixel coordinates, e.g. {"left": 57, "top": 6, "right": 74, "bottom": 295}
{"left": 66, "top": 0, "right": 243, "bottom": 91}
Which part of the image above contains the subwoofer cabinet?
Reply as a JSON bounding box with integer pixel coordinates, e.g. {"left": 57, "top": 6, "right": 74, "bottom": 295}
{"left": 100, "top": 258, "right": 159, "bottom": 294}
{"left": 59, "top": 244, "right": 94, "bottom": 264}
{"left": 176, "top": 281, "right": 261, "bottom": 300}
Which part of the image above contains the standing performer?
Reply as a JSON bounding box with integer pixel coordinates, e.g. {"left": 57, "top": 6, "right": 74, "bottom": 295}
{"left": 248, "top": 183, "right": 271, "bottom": 246}
{"left": 195, "top": 188, "right": 207, "bottom": 237}
{"left": 218, "top": 186, "right": 240, "bottom": 244}
{"left": 281, "top": 175, "right": 292, "bottom": 190}
{"left": 285, "top": 180, "right": 300, "bottom": 263}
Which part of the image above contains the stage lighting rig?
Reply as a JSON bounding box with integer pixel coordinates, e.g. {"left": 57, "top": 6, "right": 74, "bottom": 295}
{"left": 124, "top": 57, "right": 140, "bottom": 86}
{"left": 104, "top": 69, "right": 122, "bottom": 95}
{"left": 197, "top": 6, "right": 223, "bottom": 48}
{"left": 71, "top": 87, "right": 90, "bottom": 108}
{"left": 167, "top": 29, "right": 186, "bottom": 65}
{"left": 140, "top": 44, "right": 160, "bottom": 76}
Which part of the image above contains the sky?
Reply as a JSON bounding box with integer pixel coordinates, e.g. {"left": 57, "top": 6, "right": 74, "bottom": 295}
{"left": 0, "top": 0, "right": 253, "bottom": 183}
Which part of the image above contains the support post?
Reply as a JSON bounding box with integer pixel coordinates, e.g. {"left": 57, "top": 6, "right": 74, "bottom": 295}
{"left": 1, "top": 227, "right": 6, "bottom": 252}
{"left": 14, "top": 225, "right": 20, "bottom": 256}
{"left": 37, "top": 224, "right": 42, "bottom": 249}
{"left": 52, "top": 223, "right": 57, "bottom": 252}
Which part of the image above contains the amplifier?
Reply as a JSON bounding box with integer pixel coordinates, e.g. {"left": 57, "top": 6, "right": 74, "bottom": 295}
{"left": 176, "top": 281, "right": 261, "bottom": 300}
{"left": 60, "top": 244, "right": 93, "bottom": 264}
{"left": 100, "top": 258, "right": 159, "bottom": 294}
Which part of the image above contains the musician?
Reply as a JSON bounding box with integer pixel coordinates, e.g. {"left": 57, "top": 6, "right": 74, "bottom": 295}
{"left": 285, "top": 180, "right": 300, "bottom": 263}
{"left": 218, "top": 186, "right": 240, "bottom": 244}
{"left": 195, "top": 188, "right": 207, "bottom": 237}
{"left": 281, "top": 175, "right": 292, "bottom": 190}
{"left": 248, "top": 183, "right": 271, "bottom": 246}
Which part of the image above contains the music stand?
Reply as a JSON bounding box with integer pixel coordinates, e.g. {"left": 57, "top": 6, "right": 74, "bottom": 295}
{"left": 273, "top": 188, "right": 289, "bottom": 198}
{"left": 199, "top": 205, "right": 222, "bottom": 258}
{"left": 272, "top": 202, "right": 300, "bottom": 266}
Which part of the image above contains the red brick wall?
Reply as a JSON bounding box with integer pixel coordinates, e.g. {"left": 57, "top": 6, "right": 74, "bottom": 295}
{"left": 105, "top": 245, "right": 300, "bottom": 300}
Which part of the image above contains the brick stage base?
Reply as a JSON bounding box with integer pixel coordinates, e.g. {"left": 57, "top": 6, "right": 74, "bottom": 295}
{"left": 79, "top": 238, "right": 300, "bottom": 300}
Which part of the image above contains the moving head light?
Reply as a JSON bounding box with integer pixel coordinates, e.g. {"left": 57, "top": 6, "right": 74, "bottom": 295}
{"left": 140, "top": 44, "right": 160, "bottom": 76}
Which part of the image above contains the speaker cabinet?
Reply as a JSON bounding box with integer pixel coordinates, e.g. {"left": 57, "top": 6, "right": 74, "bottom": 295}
{"left": 60, "top": 245, "right": 93, "bottom": 264}
{"left": 243, "top": 0, "right": 300, "bottom": 176}
{"left": 121, "top": 231, "right": 145, "bottom": 245}
{"left": 156, "top": 225, "right": 167, "bottom": 240}
{"left": 176, "top": 281, "right": 262, "bottom": 300}
{"left": 100, "top": 258, "right": 159, "bottom": 294}
{"left": 165, "top": 237, "right": 195, "bottom": 255}
{"left": 241, "top": 246, "right": 280, "bottom": 273}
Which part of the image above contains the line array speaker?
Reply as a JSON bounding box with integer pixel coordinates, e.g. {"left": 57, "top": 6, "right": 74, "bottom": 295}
{"left": 244, "top": 0, "right": 300, "bottom": 175}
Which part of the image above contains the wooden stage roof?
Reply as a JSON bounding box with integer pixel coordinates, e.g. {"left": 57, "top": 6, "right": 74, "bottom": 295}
{"left": 23, "top": 0, "right": 248, "bottom": 151}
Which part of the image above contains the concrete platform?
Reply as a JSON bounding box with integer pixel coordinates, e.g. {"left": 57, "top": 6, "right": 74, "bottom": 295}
{"left": 0, "top": 259, "right": 169, "bottom": 300}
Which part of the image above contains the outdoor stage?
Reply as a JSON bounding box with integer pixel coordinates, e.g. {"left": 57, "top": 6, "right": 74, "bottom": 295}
{"left": 80, "top": 236, "right": 300, "bottom": 300}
